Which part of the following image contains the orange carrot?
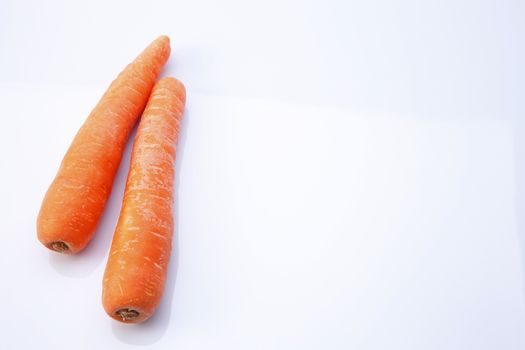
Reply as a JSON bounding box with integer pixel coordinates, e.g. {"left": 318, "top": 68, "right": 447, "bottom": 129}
{"left": 37, "top": 36, "right": 171, "bottom": 254}
{"left": 102, "top": 77, "right": 186, "bottom": 323}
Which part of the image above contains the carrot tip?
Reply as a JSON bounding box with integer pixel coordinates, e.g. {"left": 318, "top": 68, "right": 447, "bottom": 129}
{"left": 49, "top": 241, "right": 70, "bottom": 253}
{"left": 116, "top": 308, "right": 140, "bottom": 321}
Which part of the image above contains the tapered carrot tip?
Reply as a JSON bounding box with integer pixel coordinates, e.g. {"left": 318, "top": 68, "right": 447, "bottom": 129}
{"left": 37, "top": 36, "right": 171, "bottom": 254}
{"left": 102, "top": 77, "right": 186, "bottom": 323}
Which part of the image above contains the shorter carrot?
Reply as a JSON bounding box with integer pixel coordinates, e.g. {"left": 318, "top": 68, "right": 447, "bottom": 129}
{"left": 37, "top": 36, "right": 171, "bottom": 254}
{"left": 102, "top": 77, "right": 186, "bottom": 323}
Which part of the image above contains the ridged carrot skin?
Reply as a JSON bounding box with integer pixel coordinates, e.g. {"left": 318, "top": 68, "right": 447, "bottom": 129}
{"left": 102, "top": 77, "right": 186, "bottom": 323}
{"left": 37, "top": 36, "right": 171, "bottom": 254}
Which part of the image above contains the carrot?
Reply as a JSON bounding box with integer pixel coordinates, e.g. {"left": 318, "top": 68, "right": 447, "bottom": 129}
{"left": 37, "top": 36, "right": 171, "bottom": 254}
{"left": 102, "top": 77, "right": 186, "bottom": 323}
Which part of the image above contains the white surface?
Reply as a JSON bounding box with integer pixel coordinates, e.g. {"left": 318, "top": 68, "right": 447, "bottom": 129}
{"left": 1, "top": 0, "right": 525, "bottom": 349}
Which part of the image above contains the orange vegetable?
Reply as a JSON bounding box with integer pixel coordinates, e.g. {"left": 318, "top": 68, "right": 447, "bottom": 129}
{"left": 37, "top": 36, "right": 171, "bottom": 254}
{"left": 102, "top": 77, "right": 186, "bottom": 323}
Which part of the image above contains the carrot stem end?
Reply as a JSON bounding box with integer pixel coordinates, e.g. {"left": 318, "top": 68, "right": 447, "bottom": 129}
{"left": 49, "top": 241, "right": 69, "bottom": 253}
{"left": 116, "top": 308, "right": 140, "bottom": 321}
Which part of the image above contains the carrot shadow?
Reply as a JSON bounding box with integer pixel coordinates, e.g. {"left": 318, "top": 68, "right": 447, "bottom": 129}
{"left": 111, "top": 106, "right": 190, "bottom": 345}
{"left": 47, "top": 126, "right": 138, "bottom": 277}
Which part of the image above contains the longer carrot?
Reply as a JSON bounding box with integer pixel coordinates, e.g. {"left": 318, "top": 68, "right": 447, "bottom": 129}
{"left": 102, "top": 77, "right": 186, "bottom": 323}
{"left": 37, "top": 36, "right": 171, "bottom": 254}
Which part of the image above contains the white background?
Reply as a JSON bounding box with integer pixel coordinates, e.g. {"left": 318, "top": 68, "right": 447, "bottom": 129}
{"left": 1, "top": 0, "right": 525, "bottom": 349}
